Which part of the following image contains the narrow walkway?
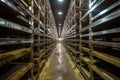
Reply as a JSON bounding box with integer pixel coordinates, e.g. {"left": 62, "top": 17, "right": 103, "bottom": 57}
{"left": 38, "top": 43, "right": 84, "bottom": 80}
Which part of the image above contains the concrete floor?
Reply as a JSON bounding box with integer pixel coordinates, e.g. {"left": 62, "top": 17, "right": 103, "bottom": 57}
{"left": 38, "top": 43, "right": 84, "bottom": 80}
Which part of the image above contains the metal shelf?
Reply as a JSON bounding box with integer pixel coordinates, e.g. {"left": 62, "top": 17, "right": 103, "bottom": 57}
{"left": 65, "top": 44, "right": 79, "bottom": 54}
{"left": 0, "top": 38, "right": 32, "bottom": 45}
{"left": 0, "top": 0, "right": 25, "bottom": 16}
{"left": 0, "top": 0, "right": 57, "bottom": 80}
{"left": 81, "top": 9, "right": 120, "bottom": 32}
{"left": 0, "top": 63, "right": 33, "bottom": 80}
{"left": 80, "top": 0, "right": 104, "bottom": 22}
{"left": 93, "top": 0, "right": 120, "bottom": 20}
{"left": 82, "top": 27, "right": 120, "bottom": 37}
{"left": 91, "top": 65, "right": 120, "bottom": 80}
{"left": 81, "top": 46, "right": 120, "bottom": 68}
{"left": 63, "top": 0, "right": 120, "bottom": 79}
{"left": 13, "top": 0, "right": 45, "bottom": 28}
{"left": 82, "top": 40, "right": 120, "bottom": 49}
{"left": 66, "top": 42, "right": 79, "bottom": 46}
{"left": 0, "top": 48, "right": 31, "bottom": 67}
{"left": 0, "top": 18, "right": 32, "bottom": 33}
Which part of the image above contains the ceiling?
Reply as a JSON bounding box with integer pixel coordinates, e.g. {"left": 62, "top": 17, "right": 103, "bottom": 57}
{"left": 49, "top": 0, "right": 71, "bottom": 36}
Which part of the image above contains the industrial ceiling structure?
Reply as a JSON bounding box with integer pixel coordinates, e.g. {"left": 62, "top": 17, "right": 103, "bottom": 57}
{"left": 49, "top": 0, "right": 71, "bottom": 36}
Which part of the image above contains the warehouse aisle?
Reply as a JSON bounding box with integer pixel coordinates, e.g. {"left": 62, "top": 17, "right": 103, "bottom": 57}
{"left": 38, "top": 43, "right": 84, "bottom": 80}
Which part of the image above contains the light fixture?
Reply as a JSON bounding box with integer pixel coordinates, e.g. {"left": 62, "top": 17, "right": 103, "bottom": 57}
{"left": 58, "top": 12, "right": 63, "bottom": 15}
{"left": 59, "top": 24, "right": 61, "bottom": 26}
{"left": 58, "top": 0, "right": 63, "bottom": 2}
{"left": 58, "top": 27, "right": 61, "bottom": 37}
{"left": 58, "top": 38, "right": 64, "bottom": 42}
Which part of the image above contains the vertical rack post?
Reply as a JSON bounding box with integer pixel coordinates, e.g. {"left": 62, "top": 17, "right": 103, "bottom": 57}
{"left": 44, "top": 2, "right": 46, "bottom": 50}
{"left": 29, "top": 0, "right": 34, "bottom": 79}
{"left": 79, "top": 0, "right": 83, "bottom": 71}
{"left": 74, "top": 0, "right": 77, "bottom": 60}
{"left": 89, "top": 0, "right": 94, "bottom": 79}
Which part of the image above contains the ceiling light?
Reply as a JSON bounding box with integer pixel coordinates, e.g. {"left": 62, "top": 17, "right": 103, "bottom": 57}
{"left": 58, "top": 27, "right": 61, "bottom": 36}
{"left": 58, "top": 38, "right": 64, "bottom": 42}
{"left": 59, "top": 24, "right": 61, "bottom": 26}
{"left": 58, "top": 12, "right": 63, "bottom": 15}
{"left": 58, "top": 0, "right": 63, "bottom": 2}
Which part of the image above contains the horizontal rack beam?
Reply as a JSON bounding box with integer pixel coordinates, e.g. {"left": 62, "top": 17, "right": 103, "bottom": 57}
{"left": 0, "top": 38, "right": 32, "bottom": 45}
{"left": 80, "top": 47, "right": 120, "bottom": 68}
{"left": 82, "top": 27, "right": 120, "bottom": 37}
{"left": 0, "top": 18, "right": 32, "bottom": 33}
{"left": 0, "top": 63, "right": 33, "bottom": 80}
{"left": 81, "top": 9, "right": 120, "bottom": 32}
{"left": 0, "top": 48, "right": 31, "bottom": 67}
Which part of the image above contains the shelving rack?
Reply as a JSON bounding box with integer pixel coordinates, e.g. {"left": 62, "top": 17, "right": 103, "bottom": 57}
{"left": 61, "top": 0, "right": 80, "bottom": 63}
{"left": 0, "top": 0, "right": 57, "bottom": 80}
{"left": 62, "top": 0, "right": 120, "bottom": 80}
